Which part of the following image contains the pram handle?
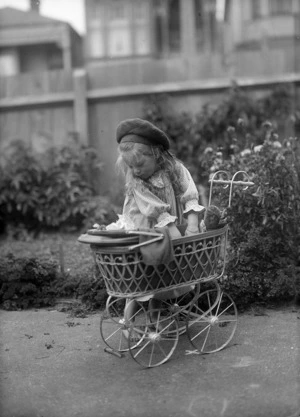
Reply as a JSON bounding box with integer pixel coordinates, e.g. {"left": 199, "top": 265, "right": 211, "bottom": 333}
{"left": 208, "top": 170, "right": 255, "bottom": 207}
{"left": 126, "top": 230, "right": 164, "bottom": 250}
{"left": 208, "top": 179, "right": 254, "bottom": 186}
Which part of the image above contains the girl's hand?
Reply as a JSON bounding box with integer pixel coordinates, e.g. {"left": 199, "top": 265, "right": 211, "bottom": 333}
{"left": 185, "top": 226, "right": 199, "bottom": 236}
{"left": 167, "top": 223, "right": 182, "bottom": 239}
{"left": 93, "top": 223, "right": 106, "bottom": 230}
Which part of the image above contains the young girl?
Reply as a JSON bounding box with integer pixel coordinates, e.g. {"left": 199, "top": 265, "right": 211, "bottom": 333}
{"left": 108, "top": 118, "right": 205, "bottom": 237}
{"left": 107, "top": 118, "right": 205, "bottom": 336}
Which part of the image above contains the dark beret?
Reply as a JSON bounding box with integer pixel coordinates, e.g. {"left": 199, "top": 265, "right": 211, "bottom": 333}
{"left": 116, "top": 118, "right": 170, "bottom": 150}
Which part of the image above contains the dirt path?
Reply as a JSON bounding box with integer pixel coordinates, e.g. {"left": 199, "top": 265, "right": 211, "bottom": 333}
{"left": 0, "top": 306, "right": 299, "bottom": 417}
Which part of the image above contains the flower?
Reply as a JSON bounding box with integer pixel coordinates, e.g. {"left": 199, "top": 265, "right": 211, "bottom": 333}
{"left": 227, "top": 126, "right": 236, "bottom": 136}
{"left": 240, "top": 148, "right": 251, "bottom": 156}
{"left": 254, "top": 145, "right": 263, "bottom": 153}
{"left": 272, "top": 141, "right": 282, "bottom": 148}
{"left": 262, "top": 120, "right": 272, "bottom": 130}
{"left": 204, "top": 147, "right": 214, "bottom": 154}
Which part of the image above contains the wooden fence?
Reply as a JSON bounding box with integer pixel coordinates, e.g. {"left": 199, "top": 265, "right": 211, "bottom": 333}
{"left": 1, "top": 64, "right": 300, "bottom": 195}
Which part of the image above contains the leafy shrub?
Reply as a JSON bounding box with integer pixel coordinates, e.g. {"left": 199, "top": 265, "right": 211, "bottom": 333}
{"left": 207, "top": 130, "right": 299, "bottom": 307}
{"left": 0, "top": 139, "right": 112, "bottom": 233}
{"left": 53, "top": 257, "right": 107, "bottom": 310}
{"left": 0, "top": 254, "right": 59, "bottom": 309}
{"left": 0, "top": 251, "right": 108, "bottom": 311}
{"left": 143, "top": 84, "right": 299, "bottom": 184}
{"left": 0, "top": 230, "right": 110, "bottom": 311}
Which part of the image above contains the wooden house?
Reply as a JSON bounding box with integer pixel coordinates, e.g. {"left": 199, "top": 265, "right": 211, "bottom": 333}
{"left": 84, "top": 0, "right": 300, "bottom": 83}
{"left": 84, "top": 0, "right": 223, "bottom": 85}
{"left": 224, "top": 0, "right": 300, "bottom": 76}
{"left": 0, "top": 6, "right": 83, "bottom": 76}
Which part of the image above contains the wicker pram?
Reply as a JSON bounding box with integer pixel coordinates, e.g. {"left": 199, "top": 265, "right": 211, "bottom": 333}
{"left": 80, "top": 170, "right": 254, "bottom": 368}
{"left": 92, "top": 226, "right": 227, "bottom": 298}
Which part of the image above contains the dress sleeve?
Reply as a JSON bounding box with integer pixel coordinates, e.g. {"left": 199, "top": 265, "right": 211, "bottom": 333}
{"left": 106, "top": 191, "right": 146, "bottom": 230}
{"left": 175, "top": 162, "right": 205, "bottom": 216}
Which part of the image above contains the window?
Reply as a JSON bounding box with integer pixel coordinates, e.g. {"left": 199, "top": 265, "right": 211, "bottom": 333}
{"left": 88, "top": 0, "right": 151, "bottom": 59}
{"left": 89, "top": 22, "right": 105, "bottom": 58}
{"left": 269, "top": 0, "right": 293, "bottom": 15}
{"left": 132, "top": 2, "right": 150, "bottom": 55}
{"left": 154, "top": 0, "right": 181, "bottom": 55}
{"left": 0, "top": 48, "right": 19, "bottom": 76}
{"left": 89, "top": 2, "right": 105, "bottom": 58}
{"left": 107, "top": 1, "right": 131, "bottom": 56}
{"left": 133, "top": 2, "right": 146, "bottom": 20}
{"left": 47, "top": 44, "right": 63, "bottom": 70}
{"left": 252, "top": 0, "right": 262, "bottom": 19}
{"left": 168, "top": 0, "right": 180, "bottom": 52}
{"left": 194, "top": 0, "right": 205, "bottom": 50}
{"left": 108, "top": 28, "right": 131, "bottom": 57}
{"left": 109, "top": 2, "right": 126, "bottom": 20}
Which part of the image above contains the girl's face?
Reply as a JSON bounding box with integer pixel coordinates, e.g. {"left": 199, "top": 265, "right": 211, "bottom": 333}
{"left": 123, "top": 152, "right": 158, "bottom": 180}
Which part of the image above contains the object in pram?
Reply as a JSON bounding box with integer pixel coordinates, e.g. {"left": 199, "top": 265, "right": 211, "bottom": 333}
{"left": 200, "top": 205, "right": 228, "bottom": 232}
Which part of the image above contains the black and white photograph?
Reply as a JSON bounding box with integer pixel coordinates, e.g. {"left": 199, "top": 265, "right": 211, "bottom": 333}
{"left": 0, "top": 1, "right": 299, "bottom": 416}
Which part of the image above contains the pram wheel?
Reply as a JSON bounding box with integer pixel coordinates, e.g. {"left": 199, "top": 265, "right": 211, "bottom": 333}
{"left": 128, "top": 301, "right": 179, "bottom": 368}
{"left": 154, "top": 284, "right": 200, "bottom": 335}
{"left": 100, "top": 296, "right": 145, "bottom": 352}
{"left": 186, "top": 289, "right": 237, "bottom": 353}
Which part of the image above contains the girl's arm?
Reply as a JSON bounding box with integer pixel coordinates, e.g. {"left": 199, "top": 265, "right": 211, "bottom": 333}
{"left": 167, "top": 223, "right": 182, "bottom": 239}
{"left": 185, "top": 212, "right": 200, "bottom": 235}
{"left": 176, "top": 163, "right": 205, "bottom": 215}
{"left": 175, "top": 163, "right": 205, "bottom": 235}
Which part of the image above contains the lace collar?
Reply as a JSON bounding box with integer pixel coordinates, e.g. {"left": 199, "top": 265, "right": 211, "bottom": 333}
{"left": 132, "top": 170, "right": 167, "bottom": 189}
{"left": 148, "top": 170, "right": 166, "bottom": 188}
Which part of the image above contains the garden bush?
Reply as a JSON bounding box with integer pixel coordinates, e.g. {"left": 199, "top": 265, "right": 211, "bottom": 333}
{"left": 0, "top": 251, "right": 107, "bottom": 311}
{"left": 0, "top": 230, "right": 109, "bottom": 311}
{"left": 143, "top": 84, "right": 299, "bottom": 184}
{"left": 0, "top": 139, "right": 118, "bottom": 234}
{"left": 207, "top": 131, "right": 299, "bottom": 308}
{"left": 0, "top": 254, "right": 59, "bottom": 309}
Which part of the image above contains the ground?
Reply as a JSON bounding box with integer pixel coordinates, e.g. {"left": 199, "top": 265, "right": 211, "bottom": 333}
{"left": 0, "top": 305, "right": 299, "bottom": 417}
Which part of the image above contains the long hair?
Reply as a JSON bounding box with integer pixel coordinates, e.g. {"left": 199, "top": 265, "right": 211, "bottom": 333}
{"left": 116, "top": 142, "right": 182, "bottom": 195}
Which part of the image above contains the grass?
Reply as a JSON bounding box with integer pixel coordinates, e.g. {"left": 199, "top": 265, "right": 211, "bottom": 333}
{"left": 0, "top": 232, "right": 93, "bottom": 276}
{"left": 0, "top": 231, "right": 107, "bottom": 313}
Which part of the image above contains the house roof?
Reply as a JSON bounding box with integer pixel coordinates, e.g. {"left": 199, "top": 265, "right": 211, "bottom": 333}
{"left": 0, "top": 6, "right": 67, "bottom": 28}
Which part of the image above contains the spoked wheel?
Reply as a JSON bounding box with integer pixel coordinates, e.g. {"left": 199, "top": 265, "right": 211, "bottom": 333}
{"left": 155, "top": 284, "right": 200, "bottom": 335}
{"left": 128, "top": 303, "right": 179, "bottom": 368}
{"left": 186, "top": 289, "right": 238, "bottom": 353}
{"left": 100, "top": 296, "right": 145, "bottom": 352}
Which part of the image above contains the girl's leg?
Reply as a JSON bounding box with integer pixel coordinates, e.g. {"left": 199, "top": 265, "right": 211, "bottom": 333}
{"left": 123, "top": 299, "right": 140, "bottom": 341}
{"left": 149, "top": 298, "right": 162, "bottom": 311}
{"left": 124, "top": 299, "right": 138, "bottom": 322}
{"left": 149, "top": 298, "right": 163, "bottom": 330}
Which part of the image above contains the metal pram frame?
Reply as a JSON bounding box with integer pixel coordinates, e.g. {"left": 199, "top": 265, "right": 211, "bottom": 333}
{"left": 90, "top": 171, "right": 254, "bottom": 368}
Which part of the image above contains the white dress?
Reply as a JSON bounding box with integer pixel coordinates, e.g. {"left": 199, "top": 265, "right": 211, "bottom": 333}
{"left": 109, "top": 161, "right": 204, "bottom": 230}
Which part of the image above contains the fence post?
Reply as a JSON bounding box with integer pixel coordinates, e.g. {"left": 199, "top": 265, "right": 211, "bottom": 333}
{"left": 73, "top": 68, "right": 89, "bottom": 145}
